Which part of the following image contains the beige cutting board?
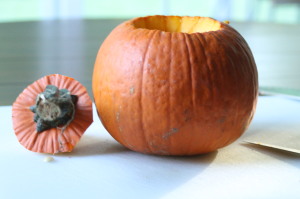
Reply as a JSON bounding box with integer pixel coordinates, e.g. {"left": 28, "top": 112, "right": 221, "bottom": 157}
{"left": 244, "top": 95, "right": 300, "bottom": 154}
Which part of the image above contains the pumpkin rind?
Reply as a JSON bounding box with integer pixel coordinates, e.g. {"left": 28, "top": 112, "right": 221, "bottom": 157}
{"left": 12, "top": 74, "right": 93, "bottom": 153}
{"left": 93, "top": 15, "right": 258, "bottom": 155}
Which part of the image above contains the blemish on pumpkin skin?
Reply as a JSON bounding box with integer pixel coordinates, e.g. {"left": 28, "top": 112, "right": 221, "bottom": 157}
{"left": 116, "top": 106, "right": 123, "bottom": 133}
{"left": 118, "top": 126, "right": 123, "bottom": 132}
{"left": 129, "top": 87, "right": 135, "bottom": 95}
{"left": 127, "top": 143, "right": 135, "bottom": 149}
{"left": 148, "top": 141, "right": 168, "bottom": 154}
{"left": 217, "top": 117, "right": 226, "bottom": 123}
{"left": 183, "top": 109, "right": 192, "bottom": 122}
{"left": 116, "top": 112, "right": 120, "bottom": 122}
{"left": 162, "top": 128, "right": 179, "bottom": 139}
{"left": 155, "top": 149, "right": 169, "bottom": 155}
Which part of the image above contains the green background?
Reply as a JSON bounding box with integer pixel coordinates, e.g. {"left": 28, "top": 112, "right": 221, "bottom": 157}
{"left": 0, "top": 0, "right": 299, "bottom": 23}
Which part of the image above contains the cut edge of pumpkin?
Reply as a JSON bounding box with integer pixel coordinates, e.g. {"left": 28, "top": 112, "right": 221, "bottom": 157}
{"left": 131, "top": 15, "right": 222, "bottom": 34}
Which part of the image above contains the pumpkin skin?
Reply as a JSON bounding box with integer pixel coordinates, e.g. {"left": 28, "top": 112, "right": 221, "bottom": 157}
{"left": 93, "top": 15, "right": 258, "bottom": 155}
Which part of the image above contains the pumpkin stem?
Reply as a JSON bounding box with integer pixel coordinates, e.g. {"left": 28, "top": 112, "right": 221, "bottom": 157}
{"left": 223, "top": 20, "right": 230, "bottom": 24}
{"left": 30, "top": 85, "right": 78, "bottom": 133}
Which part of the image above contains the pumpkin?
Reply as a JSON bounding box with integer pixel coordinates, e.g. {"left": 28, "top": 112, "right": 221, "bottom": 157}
{"left": 12, "top": 74, "right": 93, "bottom": 153}
{"left": 92, "top": 15, "right": 258, "bottom": 155}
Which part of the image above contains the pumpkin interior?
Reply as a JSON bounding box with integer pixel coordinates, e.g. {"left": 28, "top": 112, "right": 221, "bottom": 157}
{"left": 132, "top": 15, "right": 221, "bottom": 34}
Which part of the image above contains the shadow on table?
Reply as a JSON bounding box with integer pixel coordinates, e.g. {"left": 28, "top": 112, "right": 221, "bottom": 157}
{"left": 63, "top": 135, "right": 128, "bottom": 156}
{"left": 101, "top": 150, "right": 217, "bottom": 199}
{"left": 58, "top": 134, "right": 218, "bottom": 199}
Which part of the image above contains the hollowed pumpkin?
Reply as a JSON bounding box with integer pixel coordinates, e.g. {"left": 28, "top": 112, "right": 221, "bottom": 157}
{"left": 12, "top": 74, "right": 93, "bottom": 153}
{"left": 93, "top": 15, "right": 258, "bottom": 155}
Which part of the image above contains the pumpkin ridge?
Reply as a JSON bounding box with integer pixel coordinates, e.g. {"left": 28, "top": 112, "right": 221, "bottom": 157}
{"left": 228, "top": 29, "right": 258, "bottom": 97}
{"left": 139, "top": 30, "right": 159, "bottom": 153}
{"left": 63, "top": 80, "right": 80, "bottom": 94}
{"left": 25, "top": 83, "right": 41, "bottom": 100}
{"left": 51, "top": 130, "right": 56, "bottom": 154}
{"left": 194, "top": 33, "right": 213, "bottom": 105}
{"left": 194, "top": 32, "right": 219, "bottom": 151}
{"left": 167, "top": 31, "right": 172, "bottom": 152}
{"left": 71, "top": 119, "right": 87, "bottom": 133}
{"left": 17, "top": 123, "right": 33, "bottom": 143}
{"left": 54, "top": 74, "right": 61, "bottom": 88}
{"left": 210, "top": 29, "right": 257, "bottom": 146}
{"left": 44, "top": 74, "right": 52, "bottom": 87}
{"left": 204, "top": 34, "right": 217, "bottom": 105}
{"left": 26, "top": 132, "right": 39, "bottom": 151}
{"left": 226, "top": 29, "right": 258, "bottom": 126}
{"left": 183, "top": 33, "right": 196, "bottom": 154}
{"left": 213, "top": 30, "right": 240, "bottom": 98}
{"left": 70, "top": 123, "right": 84, "bottom": 138}
{"left": 209, "top": 31, "right": 234, "bottom": 146}
{"left": 183, "top": 33, "right": 195, "bottom": 112}
{"left": 37, "top": 131, "right": 48, "bottom": 152}
{"left": 220, "top": 28, "right": 258, "bottom": 97}
{"left": 35, "top": 77, "right": 45, "bottom": 92}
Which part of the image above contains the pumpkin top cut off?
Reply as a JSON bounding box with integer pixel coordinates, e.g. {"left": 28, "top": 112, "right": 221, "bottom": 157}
{"left": 12, "top": 74, "right": 93, "bottom": 154}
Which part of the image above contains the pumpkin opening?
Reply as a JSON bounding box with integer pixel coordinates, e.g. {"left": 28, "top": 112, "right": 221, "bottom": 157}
{"left": 132, "top": 15, "right": 221, "bottom": 34}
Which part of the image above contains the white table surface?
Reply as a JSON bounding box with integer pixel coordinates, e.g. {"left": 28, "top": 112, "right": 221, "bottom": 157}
{"left": 1, "top": 96, "right": 300, "bottom": 199}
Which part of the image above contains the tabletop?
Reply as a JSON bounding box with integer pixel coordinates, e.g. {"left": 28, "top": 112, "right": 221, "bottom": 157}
{"left": 1, "top": 19, "right": 300, "bottom": 105}
{"left": 1, "top": 96, "right": 300, "bottom": 199}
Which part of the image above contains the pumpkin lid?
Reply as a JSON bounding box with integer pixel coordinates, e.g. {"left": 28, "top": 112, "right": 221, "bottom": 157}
{"left": 12, "top": 74, "right": 93, "bottom": 154}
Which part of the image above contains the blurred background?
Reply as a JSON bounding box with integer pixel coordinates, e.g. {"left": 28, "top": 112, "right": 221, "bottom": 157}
{"left": 1, "top": 0, "right": 300, "bottom": 23}
{"left": 0, "top": 0, "right": 300, "bottom": 105}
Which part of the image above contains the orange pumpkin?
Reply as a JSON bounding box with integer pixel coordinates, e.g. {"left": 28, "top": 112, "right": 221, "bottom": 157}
{"left": 93, "top": 15, "right": 258, "bottom": 155}
{"left": 12, "top": 74, "right": 93, "bottom": 153}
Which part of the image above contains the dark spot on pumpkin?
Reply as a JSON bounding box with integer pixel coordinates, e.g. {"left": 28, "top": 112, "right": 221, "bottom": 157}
{"left": 183, "top": 109, "right": 192, "bottom": 122}
{"left": 129, "top": 87, "right": 135, "bottom": 95}
{"left": 162, "top": 128, "right": 179, "bottom": 139}
{"left": 217, "top": 117, "right": 226, "bottom": 123}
